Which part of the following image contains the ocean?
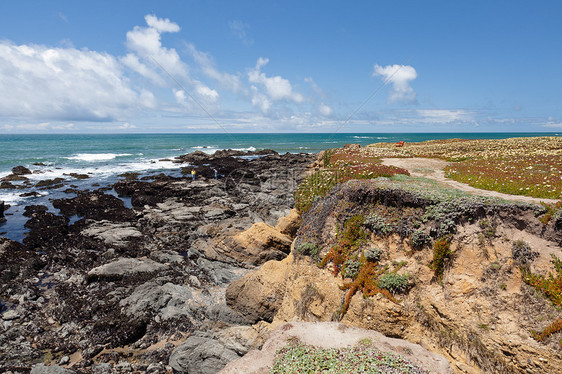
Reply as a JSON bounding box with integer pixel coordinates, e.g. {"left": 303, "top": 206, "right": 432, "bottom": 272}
{"left": 1, "top": 132, "right": 560, "bottom": 241}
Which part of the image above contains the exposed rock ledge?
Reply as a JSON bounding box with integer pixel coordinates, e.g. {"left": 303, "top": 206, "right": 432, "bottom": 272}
{"left": 219, "top": 321, "right": 453, "bottom": 374}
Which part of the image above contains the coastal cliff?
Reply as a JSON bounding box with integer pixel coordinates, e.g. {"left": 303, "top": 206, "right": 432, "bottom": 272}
{"left": 226, "top": 151, "right": 562, "bottom": 373}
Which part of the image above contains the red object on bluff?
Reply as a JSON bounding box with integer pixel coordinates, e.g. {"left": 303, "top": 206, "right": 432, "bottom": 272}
{"left": 395, "top": 141, "right": 405, "bottom": 147}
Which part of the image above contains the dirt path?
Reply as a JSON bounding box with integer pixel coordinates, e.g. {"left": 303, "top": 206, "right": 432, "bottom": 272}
{"left": 381, "top": 158, "right": 559, "bottom": 205}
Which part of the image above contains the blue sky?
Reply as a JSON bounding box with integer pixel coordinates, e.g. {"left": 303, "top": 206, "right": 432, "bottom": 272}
{"left": 1, "top": 1, "right": 561, "bottom": 133}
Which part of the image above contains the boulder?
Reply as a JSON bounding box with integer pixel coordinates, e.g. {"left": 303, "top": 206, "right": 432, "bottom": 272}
{"left": 225, "top": 257, "right": 291, "bottom": 323}
{"left": 169, "top": 335, "right": 240, "bottom": 374}
{"left": 87, "top": 258, "right": 168, "bottom": 281}
{"left": 119, "top": 281, "right": 192, "bottom": 321}
{"left": 81, "top": 221, "right": 143, "bottom": 247}
{"left": 228, "top": 222, "right": 292, "bottom": 265}
{"left": 12, "top": 165, "right": 31, "bottom": 175}
{"left": 274, "top": 208, "right": 300, "bottom": 237}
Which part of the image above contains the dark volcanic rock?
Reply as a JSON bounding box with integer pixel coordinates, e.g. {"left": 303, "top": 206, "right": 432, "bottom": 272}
{"left": 12, "top": 165, "right": 31, "bottom": 175}
{"left": 52, "top": 190, "right": 135, "bottom": 222}
{"left": 0, "top": 200, "right": 5, "bottom": 223}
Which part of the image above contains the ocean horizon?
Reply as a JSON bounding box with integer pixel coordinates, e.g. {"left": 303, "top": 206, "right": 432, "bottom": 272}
{"left": 1, "top": 132, "right": 561, "bottom": 242}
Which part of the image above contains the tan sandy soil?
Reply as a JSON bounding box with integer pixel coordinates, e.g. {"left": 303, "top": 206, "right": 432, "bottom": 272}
{"left": 381, "top": 158, "right": 559, "bottom": 205}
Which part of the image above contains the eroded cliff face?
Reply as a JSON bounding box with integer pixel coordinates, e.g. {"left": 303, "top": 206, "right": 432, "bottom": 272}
{"left": 227, "top": 180, "right": 562, "bottom": 374}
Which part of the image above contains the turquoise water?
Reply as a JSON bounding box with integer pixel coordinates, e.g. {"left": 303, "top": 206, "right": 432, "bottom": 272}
{"left": 1, "top": 132, "right": 560, "bottom": 242}
{"left": 2, "top": 132, "right": 560, "bottom": 176}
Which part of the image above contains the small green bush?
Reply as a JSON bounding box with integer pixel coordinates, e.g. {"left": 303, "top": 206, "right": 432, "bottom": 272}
{"left": 364, "top": 248, "right": 383, "bottom": 262}
{"left": 378, "top": 273, "right": 409, "bottom": 294}
{"left": 410, "top": 230, "right": 431, "bottom": 249}
{"left": 296, "top": 242, "right": 319, "bottom": 258}
{"left": 364, "top": 214, "right": 392, "bottom": 236}
{"left": 343, "top": 258, "right": 360, "bottom": 279}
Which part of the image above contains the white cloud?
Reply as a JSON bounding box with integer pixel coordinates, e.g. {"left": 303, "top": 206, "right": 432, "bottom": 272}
{"left": 416, "top": 109, "right": 471, "bottom": 123}
{"left": 248, "top": 58, "right": 304, "bottom": 104}
{"left": 318, "top": 103, "right": 333, "bottom": 117}
{"left": 187, "top": 44, "right": 243, "bottom": 93}
{"left": 373, "top": 64, "right": 417, "bottom": 104}
{"left": 542, "top": 120, "right": 562, "bottom": 128}
{"left": 119, "top": 122, "right": 136, "bottom": 129}
{"left": 145, "top": 14, "right": 180, "bottom": 33}
{"left": 0, "top": 41, "right": 148, "bottom": 121}
{"left": 195, "top": 84, "right": 219, "bottom": 103}
{"left": 125, "top": 14, "right": 188, "bottom": 81}
{"left": 250, "top": 86, "right": 272, "bottom": 113}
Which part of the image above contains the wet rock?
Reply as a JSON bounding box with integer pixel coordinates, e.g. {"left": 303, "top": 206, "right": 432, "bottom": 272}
{"left": 35, "top": 178, "right": 65, "bottom": 187}
{"left": 87, "top": 258, "right": 168, "bottom": 282}
{"left": 1, "top": 174, "right": 29, "bottom": 181}
{"left": 0, "top": 201, "right": 5, "bottom": 223}
{"left": 12, "top": 165, "right": 31, "bottom": 175}
{"left": 169, "top": 335, "right": 240, "bottom": 374}
{"left": 53, "top": 191, "right": 134, "bottom": 222}
{"left": 67, "top": 173, "right": 89, "bottom": 180}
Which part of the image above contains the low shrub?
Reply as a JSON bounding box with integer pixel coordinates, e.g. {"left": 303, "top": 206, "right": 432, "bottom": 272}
{"left": 364, "top": 248, "right": 383, "bottom": 262}
{"left": 364, "top": 213, "right": 392, "bottom": 236}
{"left": 343, "top": 258, "right": 360, "bottom": 279}
{"left": 431, "top": 236, "right": 452, "bottom": 281}
{"left": 378, "top": 273, "right": 409, "bottom": 294}
{"left": 410, "top": 230, "right": 431, "bottom": 250}
{"left": 511, "top": 240, "right": 538, "bottom": 265}
{"left": 270, "top": 341, "right": 430, "bottom": 374}
{"left": 296, "top": 242, "right": 319, "bottom": 258}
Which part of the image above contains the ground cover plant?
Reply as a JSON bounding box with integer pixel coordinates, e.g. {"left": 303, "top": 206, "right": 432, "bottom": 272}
{"left": 270, "top": 340, "right": 430, "bottom": 374}
{"left": 294, "top": 147, "right": 409, "bottom": 213}
{"left": 365, "top": 136, "right": 562, "bottom": 201}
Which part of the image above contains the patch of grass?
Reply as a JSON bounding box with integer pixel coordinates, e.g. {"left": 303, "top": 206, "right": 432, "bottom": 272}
{"left": 270, "top": 341, "right": 430, "bottom": 374}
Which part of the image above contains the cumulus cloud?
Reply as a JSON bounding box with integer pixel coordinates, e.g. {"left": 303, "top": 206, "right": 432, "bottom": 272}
{"left": 119, "top": 122, "right": 136, "bottom": 129}
{"left": 0, "top": 41, "right": 146, "bottom": 122}
{"left": 125, "top": 14, "right": 187, "bottom": 80}
{"left": 373, "top": 64, "right": 417, "bottom": 104}
{"left": 248, "top": 58, "right": 304, "bottom": 113}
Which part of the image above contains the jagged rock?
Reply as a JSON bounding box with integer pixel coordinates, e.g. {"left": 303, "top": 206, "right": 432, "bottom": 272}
{"left": 169, "top": 335, "right": 240, "bottom": 374}
{"left": 87, "top": 258, "right": 168, "bottom": 281}
{"left": 225, "top": 257, "right": 291, "bottom": 323}
{"left": 12, "top": 165, "right": 31, "bottom": 175}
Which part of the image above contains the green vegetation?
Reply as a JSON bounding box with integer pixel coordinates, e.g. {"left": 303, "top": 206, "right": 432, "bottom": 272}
{"left": 294, "top": 148, "right": 409, "bottom": 213}
{"left": 378, "top": 273, "right": 409, "bottom": 294}
{"left": 270, "top": 340, "right": 430, "bottom": 374}
{"left": 523, "top": 254, "right": 562, "bottom": 345}
{"left": 296, "top": 241, "right": 319, "bottom": 259}
{"left": 430, "top": 237, "right": 452, "bottom": 282}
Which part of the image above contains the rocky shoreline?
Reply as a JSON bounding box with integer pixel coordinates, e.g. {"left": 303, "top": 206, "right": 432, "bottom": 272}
{"left": 0, "top": 149, "right": 314, "bottom": 373}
